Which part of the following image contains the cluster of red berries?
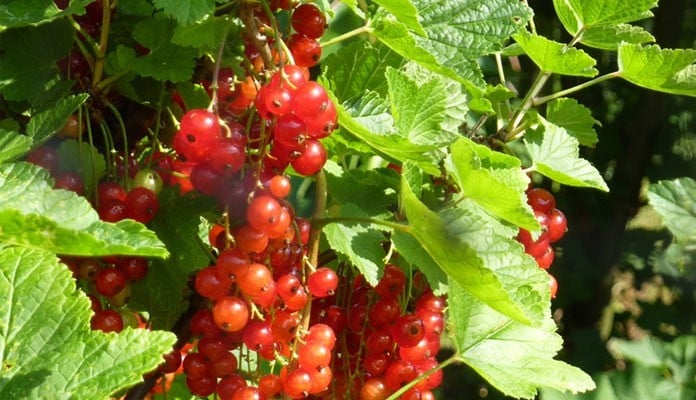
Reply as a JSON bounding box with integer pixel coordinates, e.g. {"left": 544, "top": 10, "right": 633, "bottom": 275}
{"left": 181, "top": 254, "right": 445, "bottom": 399}
{"left": 54, "top": 0, "right": 105, "bottom": 83}
{"left": 60, "top": 255, "right": 149, "bottom": 333}
{"left": 517, "top": 187, "right": 567, "bottom": 298}
{"left": 26, "top": 145, "right": 85, "bottom": 195}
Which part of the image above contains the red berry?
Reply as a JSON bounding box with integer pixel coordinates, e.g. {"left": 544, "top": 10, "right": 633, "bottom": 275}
{"left": 549, "top": 273, "right": 558, "bottom": 298}
{"left": 391, "top": 314, "right": 426, "bottom": 348}
{"left": 527, "top": 188, "right": 556, "bottom": 214}
{"left": 94, "top": 268, "right": 128, "bottom": 297}
{"left": 213, "top": 296, "right": 249, "bottom": 332}
{"left": 125, "top": 187, "right": 159, "bottom": 224}
{"left": 307, "top": 267, "right": 338, "bottom": 298}
{"left": 91, "top": 309, "right": 123, "bottom": 332}
{"left": 547, "top": 208, "right": 567, "bottom": 243}
{"left": 288, "top": 34, "right": 322, "bottom": 67}
{"left": 291, "top": 4, "right": 327, "bottom": 38}
{"left": 246, "top": 195, "right": 282, "bottom": 233}
{"left": 291, "top": 139, "right": 326, "bottom": 176}
{"left": 54, "top": 172, "right": 84, "bottom": 195}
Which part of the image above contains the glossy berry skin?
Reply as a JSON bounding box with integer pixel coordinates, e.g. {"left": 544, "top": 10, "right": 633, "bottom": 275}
{"left": 288, "top": 34, "right": 322, "bottom": 68}
{"left": 291, "top": 139, "right": 327, "bottom": 176}
{"left": 549, "top": 273, "right": 558, "bottom": 298}
{"left": 246, "top": 195, "right": 282, "bottom": 233}
{"left": 527, "top": 188, "right": 556, "bottom": 214}
{"left": 91, "top": 309, "right": 123, "bottom": 333}
{"left": 94, "top": 268, "right": 128, "bottom": 297}
{"left": 391, "top": 314, "right": 426, "bottom": 348}
{"left": 291, "top": 3, "right": 327, "bottom": 38}
{"left": 26, "top": 146, "right": 59, "bottom": 174}
{"left": 213, "top": 296, "right": 249, "bottom": 332}
{"left": 174, "top": 109, "right": 221, "bottom": 162}
{"left": 307, "top": 267, "right": 339, "bottom": 298}
{"left": 54, "top": 172, "right": 84, "bottom": 195}
{"left": 547, "top": 208, "right": 567, "bottom": 243}
{"left": 125, "top": 187, "right": 159, "bottom": 224}
{"left": 186, "top": 375, "right": 216, "bottom": 397}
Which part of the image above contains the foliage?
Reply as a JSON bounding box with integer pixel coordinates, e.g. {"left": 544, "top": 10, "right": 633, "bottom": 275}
{"left": 0, "top": 0, "right": 695, "bottom": 399}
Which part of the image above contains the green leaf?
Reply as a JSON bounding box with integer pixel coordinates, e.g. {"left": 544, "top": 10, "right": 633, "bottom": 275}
{"left": 553, "top": 0, "right": 657, "bottom": 50}
{"left": 608, "top": 337, "right": 667, "bottom": 367}
{"left": 132, "top": 17, "right": 199, "bottom": 82}
{"left": 175, "top": 82, "right": 212, "bottom": 110}
{"left": 386, "top": 66, "right": 463, "bottom": 146}
{"left": 0, "top": 20, "right": 74, "bottom": 105}
{"left": 25, "top": 94, "right": 89, "bottom": 146}
{"left": 0, "top": 0, "right": 91, "bottom": 30}
{"left": 647, "top": 178, "right": 696, "bottom": 241}
{"left": 0, "top": 131, "right": 32, "bottom": 163}
{"left": 334, "top": 95, "right": 441, "bottom": 174}
{"left": 323, "top": 203, "right": 388, "bottom": 286}
{"left": 129, "top": 188, "right": 214, "bottom": 329}
{"left": 513, "top": 30, "right": 598, "bottom": 77}
{"left": 525, "top": 120, "right": 609, "bottom": 191}
{"left": 172, "top": 15, "right": 239, "bottom": 52}
{"left": 324, "top": 163, "right": 398, "bottom": 219}
{"left": 0, "top": 162, "right": 168, "bottom": 257}
{"left": 449, "top": 279, "right": 596, "bottom": 399}
{"left": 153, "top": 0, "right": 215, "bottom": 25}
{"left": 391, "top": 231, "right": 448, "bottom": 295}
{"left": 321, "top": 41, "right": 403, "bottom": 101}
{"left": 441, "top": 202, "right": 546, "bottom": 322}
{"left": 373, "top": 0, "right": 426, "bottom": 36}
{"left": 0, "top": 247, "right": 176, "bottom": 399}
{"left": 56, "top": 139, "right": 106, "bottom": 197}
{"left": 411, "top": 0, "right": 531, "bottom": 86}
{"left": 400, "top": 174, "right": 532, "bottom": 324}
{"left": 579, "top": 24, "right": 655, "bottom": 51}
{"left": 618, "top": 43, "right": 696, "bottom": 97}
{"left": 446, "top": 138, "right": 539, "bottom": 231}
{"left": 553, "top": 0, "right": 657, "bottom": 49}
{"left": 545, "top": 98, "right": 599, "bottom": 147}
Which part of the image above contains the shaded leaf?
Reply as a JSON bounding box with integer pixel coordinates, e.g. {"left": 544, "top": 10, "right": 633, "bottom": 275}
{"left": 172, "top": 15, "right": 239, "bottom": 52}
{"left": 647, "top": 178, "right": 696, "bottom": 241}
{"left": 0, "top": 20, "right": 74, "bottom": 105}
{"left": 0, "top": 131, "right": 32, "bottom": 163}
{"left": 152, "top": 0, "right": 215, "bottom": 25}
{"left": 26, "top": 94, "right": 89, "bottom": 146}
{"left": 321, "top": 41, "right": 403, "bottom": 101}
{"left": 129, "top": 188, "right": 215, "bottom": 329}
{"left": 132, "top": 18, "right": 198, "bottom": 82}
{"left": 0, "top": 0, "right": 91, "bottom": 30}
{"left": 57, "top": 139, "right": 106, "bottom": 197}
{"left": 579, "top": 24, "right": 655, "bottom": 51}
{"left": 0, "top": 247, "right": 176, "bottom": 399}
{"left": 323, "top": 203, "right": 388, "bottom": 286}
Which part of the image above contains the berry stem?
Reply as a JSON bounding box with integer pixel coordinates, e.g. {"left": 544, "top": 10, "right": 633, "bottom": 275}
{"left": 91, "top": 0, "right": 113, "bottom": 88}
{"left": 532, "top": 71, "right": 621, "bottom": 106}
{"left": 503, "top": 71, "right": 551, "bottom": 141}
{"left": 319, "top": 23, "right": 373, "bottom": 48}
{"left": 385, "top": 355, "right": 458, "bottom": 400}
